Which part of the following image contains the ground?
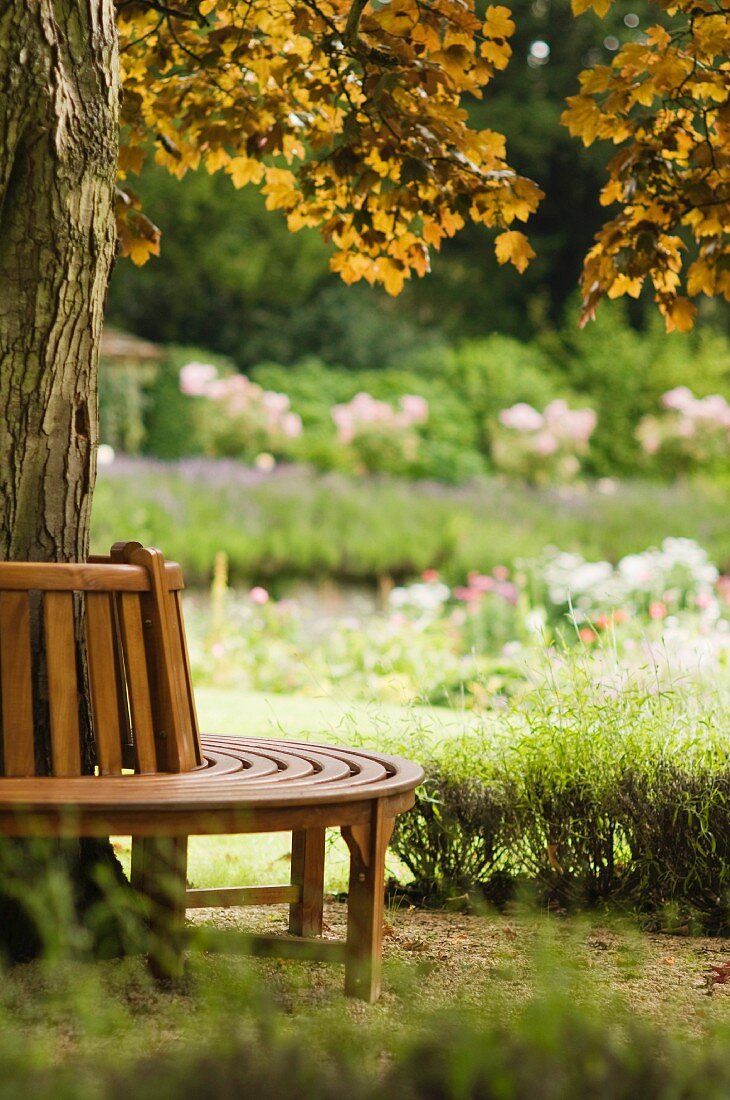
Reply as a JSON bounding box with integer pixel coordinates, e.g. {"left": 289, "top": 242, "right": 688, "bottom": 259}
{"left": 187, "top": 901, "right": 730, "bottom": 1035}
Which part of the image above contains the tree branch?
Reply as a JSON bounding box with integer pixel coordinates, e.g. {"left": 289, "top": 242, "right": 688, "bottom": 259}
{"left": 343, "top": 0, "right": 369, "bottom": 48}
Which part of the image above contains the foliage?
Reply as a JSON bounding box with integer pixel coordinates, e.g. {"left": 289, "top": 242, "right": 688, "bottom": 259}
{"left": 99, "top": 362, "right": 153, "bottom": 456}
{"left": 493, "top": 398, "right": 596, "bottom": 484}
{"left": 251, "top": 358, "right": 485, "bottom": 480}
{"left": 390, "top": 665, "right": 730, "bottom": 930}
{"left": 1, "top": 950, "right": 730, "bottom": 1100}
{"left": 637, "top": 386, "right": 730, "bottom": 476}
{"left": 539, "top": 300, "right": 730, "bottom": 475}
{"left": 179, "top": 534, "right": 730, "bottom": 707}
{"left": 113, "top": 0, "right": 729, "bottom": 328}
{"left": 179, "top": 361, "right": 302, "bottom": 461}
{"left": 563, "top": 0, "right": 730, "bottom": 329}
{"left": 102, "top": 301, "right": 730, "bottom": 481}
{"left": 116, "top": 0, "right": 543, "bottom": 293}
{"left": 140, "top": 346, "right": 237, "bottom": 459}
{"left": 91, "top": 459, "right": 730, "bottom": 584}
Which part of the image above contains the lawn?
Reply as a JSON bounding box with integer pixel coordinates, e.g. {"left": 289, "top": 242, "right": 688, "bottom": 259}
{"left": 116, "top": 687, "right": 473, "bottom": 895}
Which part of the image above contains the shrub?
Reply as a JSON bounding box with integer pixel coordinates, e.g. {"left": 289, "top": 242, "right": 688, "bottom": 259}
{"left": 143, "top": 345, "right": 238, "bottom": 459}
{"left": 439, "top": 334, "right": 566, "bottom": 453}
{"left": 637, "top": 386, "right": 730, "bottom": 477}
{"left": 492, "top": 399, "right": 596, "bottom": 484}
{"left": 179, "top": 361, "right": 302, "bottom": 461}
{"left": 544, "top": 300, "right": 730, "bottom": 477}
{"left": 390, "top": 669, "right": 730, "bottom": 930}
{"left": 251, "top": 358, "right": 484, "bottom": 481}
{"left": 99, "top": 361, "right": 153, "bottom": 455}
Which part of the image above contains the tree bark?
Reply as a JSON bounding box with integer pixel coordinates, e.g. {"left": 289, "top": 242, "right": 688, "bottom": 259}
{"left": 0, "top": 0, "right": 118, "bottom": 563}
{"left": 0, "top": 1, "right": 123, "bottom": 961}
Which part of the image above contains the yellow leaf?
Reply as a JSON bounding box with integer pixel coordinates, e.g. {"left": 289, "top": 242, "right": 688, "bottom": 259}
{"left": 482, "top": 5, "right": 515, "bottom": 39}
{"left": 127, "top": 234, "right": 161, "bottom": 267}
{"left": 599, "top": 179, "right": 624, "bottom": 206}
{"left": 494, "top": 230, "right": 535, "bottom": 273}
{"left": 480, "top": 40, "right": 511, "bottom": 69}
{"left": 664, "top": 297, "right": 697, "bottom": 333}
{"left": 571, "top": 0, "right": 611, "bottom": 15}
{"left": 204, "top": 146, "right": 231, "bottom": 173}
{"left": 376, "top": 0, "right": 418, "bottom": 36}
{"left": 686, "top": 260, "right": 715, "bottom": 298}
{"left": 227, "top": 156, "right": 264, "bottom": 188}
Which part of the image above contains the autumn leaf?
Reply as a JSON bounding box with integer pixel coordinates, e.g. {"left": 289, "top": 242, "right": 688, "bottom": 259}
{"left": 482, "top": 5, "right": 515, "bottom": 39}
{"left": 494, "top": 230, "right": 536, "bottom": 272}
{"left": 709, "top": 961, "right": 730, "bottom": 985}
{"left": 571, "top": 0, "right": 612, "bottom": 16}
{"left": 664, "top": 297, "right": 698, "bottom": 333}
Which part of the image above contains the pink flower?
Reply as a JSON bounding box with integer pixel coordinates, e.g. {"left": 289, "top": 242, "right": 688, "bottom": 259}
{"left": 613, "top": 608, "right": 629, "bottom": 624}
{"left": 496, "top": 582, "right": 519, "bottom": 606}
{"left": 661, "top": 386, "right": 694, "bottom": 412}
{"left": 400, "top": 394, "right": 429, "bottom": 424}
{"left": 579, "top": 628, "right": 596, "bottom": 644}
{"left": 695, "top": 591, "right": 713, "bottom": 609}
{"left": 179, "top": 361, "right": 218, "bottom": 396}
{"left": 544, "top": 399, "right": 570, "bottom": 425}
{"left": 454, "top": 586, "right": 482, "bottom": 603}
{"left": 533, "top": 431, "right": 558, "bottom": 457}
{"left": 493, "top": 565, "right": 509, "bottom": 581}
{"left": 467, "top": 572, "right": 494, "bottom": 592}
{"left": 499, "top": 403, "right": 544, "bottom": 432}
{"left": 649, "top": 601, "right": 667, "bottom": 620}
{"left": 421, "top": 569, "right": 440, "bottom": 582}
{"left": 250, "top": 586, "right": 269, "bottom": 605}
{"left": 281, "top": 412, "right": 302, "bottom": 438}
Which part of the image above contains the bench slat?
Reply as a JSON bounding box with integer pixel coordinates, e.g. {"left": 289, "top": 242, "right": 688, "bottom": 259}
{"left": 0, "top": 592, "right": 35, "bottom": 776}
{"left": 117, "top": 593, "right": 157, "bottom": 774}
{"left": 86, "top": 593, "right": 123, "bottom": 775}
{"left": 132, "top": 547, "right": 196, "bottom": 773}
{"left": 0, "top": 563, "right": 152, "bottom": 592}
{"left": 186, "top": 884, "right": 301, "bottom": 908}
{"left": 44, "top": 592, "right": 81, "bottom": 776}
{"left": 168, "top": 590, "right": 202, "bottom": 768}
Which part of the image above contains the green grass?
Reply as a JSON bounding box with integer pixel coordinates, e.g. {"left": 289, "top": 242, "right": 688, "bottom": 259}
{"left": 116, "top": 688, "right": 472, "bottom": 895}
{"left": 92, "top": 460, "right": 730, "bottom": 584}
{"left": 195, "top": 686, "right": 477, "bottom": 740}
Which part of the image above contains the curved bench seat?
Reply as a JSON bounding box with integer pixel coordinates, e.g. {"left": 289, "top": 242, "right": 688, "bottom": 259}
{"left": 0, "top": 737, "right": 422, "bottom": 831}
{"left": 0, "top": 544, "right": 423, "bottom": 1000}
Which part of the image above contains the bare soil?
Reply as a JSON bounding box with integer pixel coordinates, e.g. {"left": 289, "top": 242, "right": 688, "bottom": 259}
{"left": 190, "top": 900, "right": 730, "bottom": 1035}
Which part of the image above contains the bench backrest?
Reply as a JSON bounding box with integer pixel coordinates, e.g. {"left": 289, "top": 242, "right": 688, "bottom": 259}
{"left": 0, "top": 541, "right": 201, "bottom": 777}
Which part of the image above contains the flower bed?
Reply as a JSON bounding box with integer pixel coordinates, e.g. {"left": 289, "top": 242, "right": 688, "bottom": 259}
{"left": 183, "top": 536, "right": 730, "bottom": 708}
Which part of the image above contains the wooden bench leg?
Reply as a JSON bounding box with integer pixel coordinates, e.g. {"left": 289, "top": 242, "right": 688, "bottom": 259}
{"left": 342, "top": 804, "right": 394, "bottom": 1002}
{"left": 131, "top": 835, "right": 188, "bottom": 980}
{"left": 289, "top": 827, "right": 325, "bottom": 937}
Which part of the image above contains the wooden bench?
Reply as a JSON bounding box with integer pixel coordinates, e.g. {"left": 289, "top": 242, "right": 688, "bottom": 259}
{"left": 0, "top": 541, "right": 422, "bottom": 1000}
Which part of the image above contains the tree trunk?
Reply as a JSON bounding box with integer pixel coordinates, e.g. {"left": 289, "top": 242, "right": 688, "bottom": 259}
{"left": 0, "top": 0, "right": 118, "bottom": 563}
{"left": 0, "top": 0, "right": 123, "bottom": 961}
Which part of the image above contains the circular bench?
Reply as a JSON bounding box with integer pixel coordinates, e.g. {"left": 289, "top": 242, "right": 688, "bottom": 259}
{"left": 0, "top": 544, "right": 423, "bottom": 1000}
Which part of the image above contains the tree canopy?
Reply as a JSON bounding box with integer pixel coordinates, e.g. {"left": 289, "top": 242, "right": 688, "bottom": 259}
{"left": 116, "top": 0, "right": 729, "bottom": 330}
